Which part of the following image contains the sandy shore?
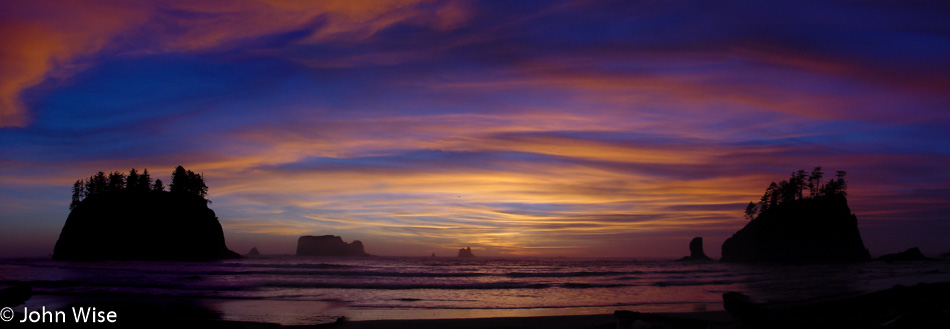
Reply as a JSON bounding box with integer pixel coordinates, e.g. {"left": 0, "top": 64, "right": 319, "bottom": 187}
{"left": 5, "top": 293, "right": 736, "bottom": 329}
{"left": 312, "top": 311, "right": 735, "bottom": 329}
{"left": 8, "top": 282, "right": 950, "bottom": 328}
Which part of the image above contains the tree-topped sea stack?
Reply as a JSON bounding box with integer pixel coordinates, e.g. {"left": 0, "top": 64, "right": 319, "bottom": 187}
{"left": 721, "top": 167, "right": 871, "bottom": 263}
{"left": 53, "top": 166, "right": 240, "bottom": 261}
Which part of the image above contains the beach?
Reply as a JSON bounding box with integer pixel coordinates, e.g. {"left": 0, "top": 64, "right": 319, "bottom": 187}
{"left": 3, "top": 257, "right": 950, "bottom": 328}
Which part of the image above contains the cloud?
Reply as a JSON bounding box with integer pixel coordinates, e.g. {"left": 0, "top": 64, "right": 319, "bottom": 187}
{"left": 3, "top": 0, "right": 950, "bottom": 257}
{"left": 0, "top": 0, "right": 472, "bottom": 127}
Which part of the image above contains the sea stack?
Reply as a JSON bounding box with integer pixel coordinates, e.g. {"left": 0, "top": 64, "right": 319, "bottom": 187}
{"left": 246, "top": 247, "right": 261, "bottom": 257}
{"left": 878, "top": 247, "right": 928, "bottom": 262}
{"left": 53, "top": 192, "right": 241, "bottom": 261}
{"left": 296, "top": 235, "right": 369, "bottom": 256}
{"left": 458, "top": 247, "right": 475, "bottom": 258}
{"left": 679, "top": 237, "right": 712, "bottom": 261}
{"left": 721, "top": 195, "right": 871, "bottom": 263}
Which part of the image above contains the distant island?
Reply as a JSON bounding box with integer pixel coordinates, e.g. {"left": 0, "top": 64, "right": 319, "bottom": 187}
{"left": 296, "top": 235, "right": 369, "bottom": 256}
{"left": 721, "top": 167, "right": 871, "bottom": 263}
{"left": 458, "top": 247, "right": 475, "bottom": 257}
{"left": 878, "top": 247, "right": 929, "bottom": 262}
{"left": 678, "top": 237, "right": 712, "bottom": 261}
{"left": 53, "top": 166, "right": 241, "bottom": 261}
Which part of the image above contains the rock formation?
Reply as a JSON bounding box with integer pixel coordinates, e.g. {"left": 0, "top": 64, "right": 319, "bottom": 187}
{"left": 940, "top": 251, "right": 950, "bottom": 259}
{"left": 878, "top": 247, "right": 929, "bottom": 262}
{"left": 296, "top": 235, "right": 369, "bottom": 256}
{"left": 723, "top": 282, "right": 950, "bottom": 328}
{"left": 0, "top": 285, "right": 31, "bottom": 307}
{"left": 246, "top": 247, "right": 261, "bottom": 257}
{"left": 458, "top": 247, "right": 475, "bottom": 257}
{"left": 679, "top": 237, "right": 712, "bottom": 261}
{"left": 53, "top": 192, "right": 241, "bottom": 261}
{"left": 721, "top": 196, "right": 871, "bottom": 263}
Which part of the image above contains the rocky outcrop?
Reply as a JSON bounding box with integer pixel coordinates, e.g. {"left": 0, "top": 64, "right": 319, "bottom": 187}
{"left": 246, "top": 247, "right": 261, "bottom": 257}
{"left": 0, "top": 285, "right": 31, "bottom": 307}
{"left": 723, "top": 282, "right": 950, "bottom": 328}
{"left": 458, "top": 247, "right": 475, "bottom": 257}
{"left": 296, "top": 235, "right": 369, "bottom": 256}
{"left": 52, "top": 192, "right": 241, "bottom": 261}
{"left": 679, "top": 237, "right": 712, "bottom": 261}
{"left": 720, "top": 196, "right": 871, "bottom": 263}
{"left": 878, "top": 247, "right": 929, "bottom": 262}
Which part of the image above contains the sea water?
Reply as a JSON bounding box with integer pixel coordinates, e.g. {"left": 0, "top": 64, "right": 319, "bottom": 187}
{"left": 2, "top": 257, "right": 949, "bottom": 325}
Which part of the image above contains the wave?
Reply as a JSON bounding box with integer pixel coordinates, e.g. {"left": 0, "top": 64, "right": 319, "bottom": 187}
{"left": 264, "top": 281, "right": 553, "bottom": 290}
{"left": 505, "top": 271, "right": 641, "bottom": 278}
{"left": 652, "top": 279, "right": 748, "bottom": 287}
{"left": 191, "top": 269, "right": 730, "bottom": 279}
{"left": 231, "top": 263, "right": 359, "bottom": 270}
{"left": 262, "top": 281, "right": 633, "bottom": 290}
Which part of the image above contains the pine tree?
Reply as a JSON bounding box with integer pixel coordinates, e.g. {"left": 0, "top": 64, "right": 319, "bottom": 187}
{"left": 170, "top": 166, "right": 188, "bottom": 194}
{"left": 808, "top": 166, "right": 823, "bottom": 197}
{"left": 107, "top": 171, "right": 126, "bottom": 193}
{"left": 744, "top": 201, "right": 757, "bottom": 220}
{"left": 89, "top": 172, "right": 108, "bottom": 196}
{"left": 152, "top": 178, "right": 165, "bottom": 192}
{"left": 127, "top": 168, "right": 140, "bottom": 192}
{"left": 138, "top": 168, "right": 152, "bottom": 192}
{"left": 70, "top": 180, "right": 84, "bottom": 210}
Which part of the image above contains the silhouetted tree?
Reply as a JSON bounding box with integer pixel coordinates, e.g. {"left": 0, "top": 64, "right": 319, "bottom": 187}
{"left": 778, "top": 179, "right": 794, "bottom": 204}
{"left": 808, "top": 166, "right": 823, "bottom": 197}
{"left": 744, "top": 201, "right": 757, "bottom": 220}
{"left": 169, "top": 165, "right": 208, "bottom": 200}
{"left": 88, "top": 172, "right": 108, "bottom": 196}
{"left": 189, "top": 170, "right": 208, "bottom": 199}
{"left": 107, "top": 171, "right": 126, "bottom": 193}
{"left": 836, "top": 170, "right": 847, "bottom": 194}
{"left": 70, "top": 166, "right": 209, "bottom": 210}
{"left": 794, "top": 170, "right": 807, "bottom": 199}
{"left": 768, "top": 182, "right": 781, "bottom": 207}
{"left": 152, "top": 178, "right": 165, "bottom": 192}
{"left": 127, "top": 168, "right": 140, "bottom": 192}
{"left": 759, "top": 181, "right": 779, "bottom": 211}
{"left": 820, "top": 170, "right": 847, "bottom": 197}
{"left": 747, "top": 167, "right": 848, "bottom": 220}
{"left": 70, "top": 180, "right": 84, "bottom": 210}
{"left": 138, "top": 168, "right": 152, "bottom": 192}
{"left": 170, "top": 166, "right": 188, "bottom": 194}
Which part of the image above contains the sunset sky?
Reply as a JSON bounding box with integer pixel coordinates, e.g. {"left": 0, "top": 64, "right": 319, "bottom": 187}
{"left": 2, "top": 0, "right": 949, "bottom": 258}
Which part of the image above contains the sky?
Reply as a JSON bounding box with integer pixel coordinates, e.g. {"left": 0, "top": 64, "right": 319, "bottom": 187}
{"left": 2, "top": 0, "right": 949, "bottom": 258}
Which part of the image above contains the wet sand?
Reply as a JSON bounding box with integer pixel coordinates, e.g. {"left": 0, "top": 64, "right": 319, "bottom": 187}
{"left": 7, "top": 282, "right": 950, "bottom": 328}
{"left": 6, "top": 293, "right": 735, "bottom": 329}
{"left": 317, "top": 311, "right": 734, "bottom": 329}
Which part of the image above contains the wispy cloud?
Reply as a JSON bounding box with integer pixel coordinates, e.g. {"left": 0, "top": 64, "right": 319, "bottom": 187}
{"left": 2, "top": 0, "right": 949, "bottom": 257}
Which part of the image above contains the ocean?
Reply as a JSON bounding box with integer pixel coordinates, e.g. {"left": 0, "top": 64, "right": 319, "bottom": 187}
{"left": 2, "top": 256, "right": 949, "bottom": 325}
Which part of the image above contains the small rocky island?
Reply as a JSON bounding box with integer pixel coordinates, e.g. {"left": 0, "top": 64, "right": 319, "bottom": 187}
{"left": 878, "top": 247, "right": 929, "bottom": 262}
{"left": 458, "top": 247, "right": 475, "bottom": 257}
{"left": 679, "top": 237, "right": 712, "bottom": 261}
{"left": 721, "top": 168, "right": 871, "bottom": 263}
{"left": 53, "top": 166, "right": 241, "bottom": 261}
{"left": 296, "top": 235, "right": 369, "bottom": 256}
